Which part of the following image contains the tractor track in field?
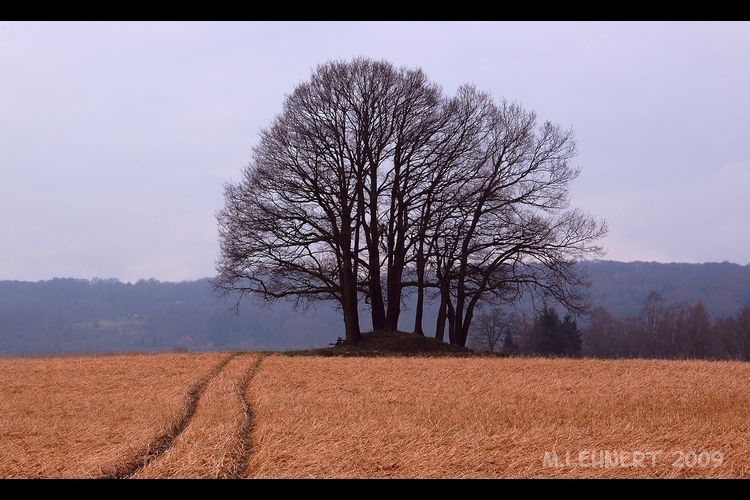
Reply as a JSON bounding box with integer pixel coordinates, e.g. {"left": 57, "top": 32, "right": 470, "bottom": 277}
{"left": 101, "top": 352, "right": 238, "bottom": 479}
{"left": 233, "top": 355, "right": 265, "bottom": 478}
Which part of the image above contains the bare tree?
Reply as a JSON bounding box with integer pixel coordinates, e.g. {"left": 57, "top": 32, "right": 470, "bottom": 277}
{"left": 469, "top": 307, "right": 518, "bottom": 352}
{"left": 215, "top": 58, "right": 606, "bottom": 346}
{"left": 428, "top": 94, "right": 607, "bottom": 346}
{"left": 714, "top": 305, "right": 750, "bottom": 360}
{"left": 409, "top": 87, "right": 491, "bottom": 336}
{"left": 470, "top": 308, "right": 504, "bottom": 352}
{"left": 214, "top": 59, "right": 451, "bottom": 342}
{"left": 640, "top": 291, "right": 667, "bottom": 357}
{"left": 375, "top": 67, "right": 447, "bottom": 332}
{"left": 214, "top": 60, "right": 374, "bottom": 343}
{"left": 582, "top": 306, "right": 621, "bottom": 358}
{"left": 685, "top": 300, "right": 712, "bottom": 358}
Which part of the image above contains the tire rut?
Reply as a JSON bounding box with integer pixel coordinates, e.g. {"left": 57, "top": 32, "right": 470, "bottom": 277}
{"left": 101, "top": 352, "right": 238, "bottom": 479}
{"left": 234, "top": 354, "right": 265, "bottom": 479}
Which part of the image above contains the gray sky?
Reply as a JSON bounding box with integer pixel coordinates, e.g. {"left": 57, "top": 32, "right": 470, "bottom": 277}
{"left": 1, "top": 21, "right": 748, "bottom": 282}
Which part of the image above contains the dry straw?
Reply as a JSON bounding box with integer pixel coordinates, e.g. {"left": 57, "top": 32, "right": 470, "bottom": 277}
{"left": 134, "top": 354, "right": 262, "bottom": 478}
{"left": 2, "top": 353, "right": 747, "bottom": 478}
{"left": 246, "top": 356, "right": 750, "bottom": 478}
{"left": 0, "top": 352, "right": 228, "bottom": 478}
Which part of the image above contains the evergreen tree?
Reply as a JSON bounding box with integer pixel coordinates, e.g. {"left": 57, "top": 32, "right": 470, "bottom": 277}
{"left": 560, "top": 314, "right": 582, "bottom": 357}
{"left": 533, "top": 305, "right": 562, "bottom": 356}
{"left": 531, "top": 305, "right": 581, "bottom": 357}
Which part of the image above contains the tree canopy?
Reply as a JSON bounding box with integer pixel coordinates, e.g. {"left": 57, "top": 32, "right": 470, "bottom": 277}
{"left": 215, "top": 58, "right": 606, "bottom": 345}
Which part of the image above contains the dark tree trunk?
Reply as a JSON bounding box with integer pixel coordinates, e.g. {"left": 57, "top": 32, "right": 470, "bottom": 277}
{"left": 455, "top": 298, "right": 477, "bottom": 347}
{"left": 451, "top": 287, "right": 465, "bottom": 345}
{"left": 413, "top": 218, "right": 428, "bottom": 336}
{"left": 341, "top": 298, "right": 361, "bottom": 344}
{"left": 367, "top": 167, "right": 386, "bottom": 331}
{"left": 340, "top": 265, "right": 361, "bottom": 344}
{"left": 368, "top": 265, "right": 386, "bottom": 331}
{"left": 413, "top": 256, "right": 425, "bottom": 336}
{"left": 384, "top": 252, "right": 405, "bottom": 332}
{"left": 446, "top": 293, "right": 456, "bottom": 344}
{"left": 384, "top": 153, "right": 409, "bottom": 333}
{"left": 340, "top": 207, "right": 361, "bottom": 343}
{"left": 366, "top": 233, "right": 385, "bottom": 331}
{"left": 456, "top": 320, "right": 470, "bottom": 347}
{"left": 385, "top": 282, "right": 402, "bottom": 331}
{"left": 434, "top": 289, "right": 447, "bottom": 342}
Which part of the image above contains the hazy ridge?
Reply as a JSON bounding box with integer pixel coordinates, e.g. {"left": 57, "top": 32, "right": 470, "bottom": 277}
{"left": 1, "top": 260, "right": 749, "bottom": 355}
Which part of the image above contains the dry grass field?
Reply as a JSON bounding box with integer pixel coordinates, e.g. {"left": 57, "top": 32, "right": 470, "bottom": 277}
{"left": 246, "top": 356, "right": 750, "bottom": 478}
{"left": 1, "top": 352, "right": 748, "bottom": 478}
{"left": 134, "top": 354, "right": 261, "bottom": 478}
{"left": 0, "top": 352, "right": 228, "bottom": 478}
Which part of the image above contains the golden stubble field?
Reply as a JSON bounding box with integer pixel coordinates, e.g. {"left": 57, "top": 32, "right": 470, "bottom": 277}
{"left": 134, "top": 353, "right": 261, "bottom": 478}
{"left": 246, "top": 356, "right": 750, "bottom": 478}
{"left": 1, "top": 353, "right": 748, "bottom": 478}
{"left": 0, "top": 352, "right": 228, "bottom": 478}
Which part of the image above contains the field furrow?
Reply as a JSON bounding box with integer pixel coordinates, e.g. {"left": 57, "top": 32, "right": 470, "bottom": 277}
{"left": 0, "top": 352, "right": 229, "bottom": 478}
{"left": 4, "top": 352, "right": 748, "bottom": 479}
{"left": 110, "top": 352, "right": 237, "bottom": 478}
{"left": 133, "top": 354, "right": 263, "bottom": 478}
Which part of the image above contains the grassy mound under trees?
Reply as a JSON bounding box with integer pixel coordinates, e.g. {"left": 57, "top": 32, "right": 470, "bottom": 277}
{"left": 283, "top": 330, "right": 500, "bottom": 357}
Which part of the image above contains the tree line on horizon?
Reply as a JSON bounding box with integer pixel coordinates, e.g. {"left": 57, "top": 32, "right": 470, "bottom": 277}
{"left": 214, "top": 58, "right": 606, "bottom": 346}
{"left": 0, "top": 273, "right": 748, "bottom": 357}
{"left": 469, "top": 304, "right": 583, "bottom": 357}
{"left": 469, "top": 292, "right": 750, "bottom": 361}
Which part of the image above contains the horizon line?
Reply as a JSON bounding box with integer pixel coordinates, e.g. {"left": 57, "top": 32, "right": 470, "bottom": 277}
{"left": 2, "top": 258, "right": 749, "bottom": 286}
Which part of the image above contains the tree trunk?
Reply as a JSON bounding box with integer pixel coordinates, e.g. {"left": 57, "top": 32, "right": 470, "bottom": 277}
{"left": 446, "top": 294, "right": 456, "bottom": 344}
{"left": 385, "top": 283, "right": 401, "bottom": 331}
{"left": 367, "top": 167, "right": 386, "bottom": 331}
{"left": 384, "top": 156, "right": 407, "bottom": 333}
{"left": 340, "top": 269, "right": 361, "bottom": 344}
{"left": 434, "top": 291, "right": 446, "bottom": 342}
{"left": 413, "top": 229, "right": 427, "bottom": 336}
{"left": 384, "top": 256, "right": 404, "bottom": 332}
{"left": 340, "top": 210, "right": 361, "bottom": 343}
{"left": 366, "top": 219, "right": 385, "bottom": 330}
{"left": 368, "top": 268, "right": 386, "bottom": 331}
{"left": 342, "top": 300, "right": 361, "bottom": 344}
{"left": 451, "top": 292, "right": 465, "bottom": 345}
{"left": 457, "top": 299, "right": 477, "bottom": 347}
{"left": 413, "top": 268, "right": 425, "bottom": 336}
{"left": 456, "top": 321, "right": 470, "bottom": 347}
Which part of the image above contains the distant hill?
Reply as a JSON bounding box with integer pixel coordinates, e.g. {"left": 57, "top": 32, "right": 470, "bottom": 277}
{"left": 580, "top": 260, "right": 750, "bottom": 318}
{"left": 0, "top": 278, "right": 344, "bottom": 355}
{"left": 1, "top": 260, "right": 749, "bottom": 355}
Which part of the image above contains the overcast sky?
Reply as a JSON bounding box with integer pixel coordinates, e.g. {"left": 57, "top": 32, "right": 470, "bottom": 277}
{"left": 1, "top": 21, "right": 748, "bottom": 282}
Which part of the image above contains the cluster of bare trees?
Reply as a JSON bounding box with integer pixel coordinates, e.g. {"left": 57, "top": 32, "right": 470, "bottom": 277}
{"left": 584, "top": 293, "right": 750, "bottom": 360}
{"left": 470, "top": 307, "right": 517, "bottom": 353}
{"left": 469, "top": 295, "right": 750, "bottom": 360}
{"left": 215, "top": 58, "right": 606, "bottom": 346}
{"left": 468, "top": 305, "right": 581, "bottom": 356}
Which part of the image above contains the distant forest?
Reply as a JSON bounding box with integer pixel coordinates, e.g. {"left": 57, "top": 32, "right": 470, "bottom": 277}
{"left": 468, "top": 293, "right": 750, "bottom": 361}
{"left": 1, "top": 260, "right": 749, "bottom": 357}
